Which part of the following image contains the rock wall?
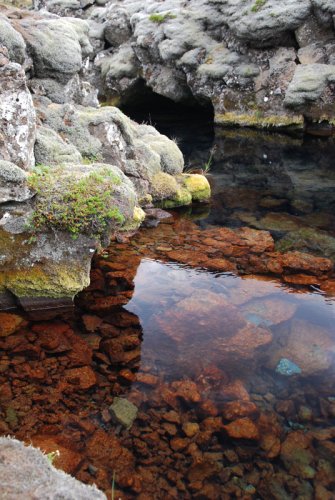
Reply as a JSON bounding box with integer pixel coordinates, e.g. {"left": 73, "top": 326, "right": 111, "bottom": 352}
{"left": 31, "top": 0, "right": 335, "bottom": 132}
{"left": 0, "top": 3, "right": 210, "bottom": 308}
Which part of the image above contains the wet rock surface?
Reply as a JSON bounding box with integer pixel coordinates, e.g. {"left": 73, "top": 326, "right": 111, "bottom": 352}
{"left": 0, "top": 211, "right": 334, "bottom": 498}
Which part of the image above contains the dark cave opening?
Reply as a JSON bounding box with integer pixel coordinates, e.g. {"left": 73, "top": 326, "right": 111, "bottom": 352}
{"left": 119, "top": 79, "right": 215, "bottom": 158}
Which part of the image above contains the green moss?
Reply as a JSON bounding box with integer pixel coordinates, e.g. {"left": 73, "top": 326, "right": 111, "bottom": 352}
{"left": 160, "top": 187, "right": 192, "bottom": 209}
{"left": 0, "top": 263, "right": 91, "bottom": 299}
{"left": 82, "top": 152, "right": 103, "bottom": 164}
{"left": 149, "top": 12, "right": 177, "bottom": 24}
{"left": 251, "top": 0, "right": 267, "bottom": 12}
{"left": 28, "top": 166, "right": 124, "bottom": 240}
{"left": 215, "top": 111, "right": 304, "bottom": 131}
{"left": 121, "top": 206, "right": 146, "bottom": 232}
{"left": 182, "top": 174, "right": 211, "bottom": 202}
{"left": 150, "top": 172, "right": 179, "bottom": 201}
{"left": 5, "top": 407, "right": 18, "bottom": 428}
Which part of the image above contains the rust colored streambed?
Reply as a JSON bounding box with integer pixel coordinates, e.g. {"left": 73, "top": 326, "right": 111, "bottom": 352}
{"left": 0, "top": 211, "right": 334, "bottom": 499}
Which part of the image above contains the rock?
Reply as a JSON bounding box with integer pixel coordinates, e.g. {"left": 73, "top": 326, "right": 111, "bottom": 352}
{"left": 0, "top": 436, "right": 106, "bottom": 499}
{"left": 170, "top": 437, "right": 188, "bottom": 451}
{"left": 0, "top": 310, "right": 24, "bottom": 336}
{"left": 82, "top": 314, "right": 103, "bottom": 333}
{"left": 136, "top": 373, "right": 159, "bottom": 386}
{"left": 276, "top": 358, "right": 302, "bottom": 376}
{"left": 276, "top": 228, "right": 335, "bottom": 262}
{"left": 187, "top": 461, "right": 222, "bottom": 483}
{"left": 0, "top": 160, "right": 34, "bottom": 203}
{"left": 182, "top": 422, "right": 200, "bottom": 437}
{"left": 30, "top": 435, "right": 83, "bottom": 475}
{"left": 284, "top": 64, "right": 335, "bottom": 113}
{"left": 32, "top": 0, "right": 335, "bottom": 128}
{"left": 242, "top": 297, "right": 297, "bottom": 326}
{"left": 222, "top": 379, "right": 250, "bottom": 402}
{"left": 0, "top": 18, "right": 26, "bottom": 64}
{"left": 109, "top": 397, "right": 138, "bottom": 429}
{"left": 171, "top": 380, "right": 201, "bottom": 403}
{"left": 223, "top": 417, "right": 260, "bottom": 440}
{"left": 19, "top": 17, "right": 92, "bottom": 83}
{"left": 182, "top": 174, "right": 211, "bottom": 202}
{"left": 0, "top": 228, "right": 97, "bottom": 308}
{"left": 154, "top": 290, "right": 246, "bottom": 345}
{"left": 34, "top": 126, "right": 82, "bottom": 165}
{"left": 64, "top": 366, "right": 97, "bottom": 390}
{"left": 280, "top": 431, "right": 316, "bottom": 479}
{"left": 0, "top": 54, "right": 36, "bottom": 170}
{"left": 270, "top": 319, "right": 334, "bottom": 376}
{"left": 222, "top": 401, "right": 259, "bottom": 421}
{"left": 280, "top": 251, "right": 333, "bottom": 275}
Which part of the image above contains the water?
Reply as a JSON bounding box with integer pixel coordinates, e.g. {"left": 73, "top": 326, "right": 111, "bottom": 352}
{"left": 0, "top": 122, "right": 335, "bottom": 498}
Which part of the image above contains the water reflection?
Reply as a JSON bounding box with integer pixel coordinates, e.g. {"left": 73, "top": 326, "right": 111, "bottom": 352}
{"left": 1, "top": 211, "right": 335, "bottom": 497}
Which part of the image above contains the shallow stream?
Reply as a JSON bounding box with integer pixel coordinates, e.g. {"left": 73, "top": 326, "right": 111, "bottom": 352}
{"left": 0, "top": 120, "right": 335, "bottom": 499}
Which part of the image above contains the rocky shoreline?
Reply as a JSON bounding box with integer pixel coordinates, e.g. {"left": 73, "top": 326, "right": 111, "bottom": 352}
{"left": 29, "top": 0, "right": 335, "bottom": 133}
{"left": 0, "top": 1, "right": 211, "bottom": 309}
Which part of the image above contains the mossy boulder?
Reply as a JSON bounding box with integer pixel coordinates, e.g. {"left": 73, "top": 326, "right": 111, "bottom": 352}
{"left": 0, "top": 227, "right": 95, "bottom": 308}
{"left": 27, "top": 163, "right": 138, "bottom": 241}
{"left": 182, "top": 174, "right": 211, "bottom": 202}
{"left": 150, "top": 172, "right": 179, "bottom": 201}
{"left": 150, "top": 172, "right": 210, "bottom": 208}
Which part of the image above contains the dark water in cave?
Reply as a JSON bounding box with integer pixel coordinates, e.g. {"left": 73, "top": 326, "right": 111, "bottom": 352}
{"left": 1, "top": 112, "right": 335, "bottom": 498}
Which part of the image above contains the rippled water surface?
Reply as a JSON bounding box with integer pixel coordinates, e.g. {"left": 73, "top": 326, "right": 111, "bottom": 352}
{"left": 1, "top": 123, "right": 335, "bottom": 499}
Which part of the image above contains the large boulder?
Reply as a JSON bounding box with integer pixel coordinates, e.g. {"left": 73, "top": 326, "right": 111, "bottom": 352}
{"left": 0, "top": 16, "right": 26, "bottom": 64}
{"left": 17, "top": 17, "right": 92, "bottom": 82}
{"left": 37, "top": 100, "right": 185, "bottom": 199}
{"left": 0, "top": 48, "right": 36, "bottom": 170}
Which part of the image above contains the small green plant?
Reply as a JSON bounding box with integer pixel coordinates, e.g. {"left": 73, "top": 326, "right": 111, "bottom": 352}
{"left": 26, "top": 235, "right": 37, "bottom": 245}
{"left": 251, "top": 0, "right": 267, "bottom": 12}
{"left": 82, "top": 152, "right": 103, "bottom": 164}
{"left": 203, "top": 145, "right": 217, "bottom": 173}
{"left": 112, "top": 471, "right": 116, "bottom": 500}
{"left": 149, "top": 12, "right": 176, "bottom": 24}
{"left": 46, "top": 450, "right": 60, "bottom": 465}
{"left": 183, "top": 146, "right": 216, "bottom": 175}
{"left": 255, "top": 109, "right": 264, "bottom": 120}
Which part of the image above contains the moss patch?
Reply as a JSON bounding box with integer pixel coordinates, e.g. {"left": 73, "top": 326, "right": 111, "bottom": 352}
{"left": 160, "top": 187, "right": 192, "bottom": 209}
{"left": 251, "top": 0, "right": 267, "bottom": 12}
{"left": 182, "top": 174, "right": 211, "bottom": 202}
{"left": 150, "top": 172, "right": 179, "bottom": 201}
{"left": 149, "top": 12, "right": 177, "bottom": 24}
{"left": 215, "top": 111, "right": 304, "bottom": 131}
{"left": 28, "top": 165, "right": 125, "bottom": 240}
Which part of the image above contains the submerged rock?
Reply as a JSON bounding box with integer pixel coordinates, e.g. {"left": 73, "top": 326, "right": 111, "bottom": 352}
{"left": 109, "top": 397, "right": 138, "bottom": 429}
{"left": 0, "top": 312, "right": 25, "bottom": 337}
{"left": 270, "top": 319, "right": 335, "bottom": 376}
{"left": 276, "top": 358, "right": 302, "bottom": 376}
{"left": 223, "top": 417, "right": 260, "bottom": 440}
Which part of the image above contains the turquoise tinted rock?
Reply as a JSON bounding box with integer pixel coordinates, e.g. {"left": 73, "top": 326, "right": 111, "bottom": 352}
{"left": 276, "top": 358, "right": 302, "bottom": 376}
